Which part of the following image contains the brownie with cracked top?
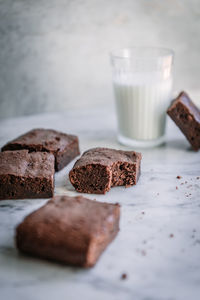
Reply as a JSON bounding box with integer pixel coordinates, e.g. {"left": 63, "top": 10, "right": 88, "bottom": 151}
{"left": 69, "top": 147, "right": 142, "bottom": 194}
{"left": 2, "top": 128, "right": 80, "bottom": 171}
{"left": 167, "top": 91, "right": 200, "bottom": 151}
{"left": 0, "top": 150, "right": 54, "bottom": 200}
{"left": 16, "top": 195, "right": 120, "bottom": 267}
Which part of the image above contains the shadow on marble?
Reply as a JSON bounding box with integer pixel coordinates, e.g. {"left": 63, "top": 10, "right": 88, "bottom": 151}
{"left": 166, "top": 139, "right": 192, "bottom": 151}
{"left": 0, "top": 245, "right": 88, "bottom": 274}
{"left": 55, "top": 176, "right": 76, "bottom": 194}
{"left": 0, "top": 199, "right": 48, "bottom": 213}
{"left": 0, "top": 245, "right": 16, "bottom": 255}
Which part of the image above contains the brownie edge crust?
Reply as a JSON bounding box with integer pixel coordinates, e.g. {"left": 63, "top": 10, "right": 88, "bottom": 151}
{"left": 2, "top": 128, "right": 80, "bottom": 171}
{"left": 0, "top": 150, "right": 55, "bottom": 200}
{"left": 167, "top": 91, "right": 200, "bottom": 151}
{"left": 69, "top": 147, "right": 142, "bottom": 194}
{"left": 16, "top": 195, "right": 120, "bottom": 268}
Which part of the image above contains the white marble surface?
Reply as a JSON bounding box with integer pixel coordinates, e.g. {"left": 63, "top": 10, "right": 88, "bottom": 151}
{"left": 0, "top": 108, "right": 200, "bottom": 300}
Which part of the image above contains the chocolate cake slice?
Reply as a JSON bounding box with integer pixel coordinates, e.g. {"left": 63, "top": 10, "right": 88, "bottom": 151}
{"left": 0, "top": 150, "right": 54, "bottom": 200}
{"left": 16, "top": 195, "right": 120, "bottom": 267}
{"left": 2, "top": 128, "right": 80, "bottom": 171}
{"left": 69, "top": 147, "right": 142, "bottom": 194}
{"left": 167, "top": 91, "right": 200, "bottom": 151}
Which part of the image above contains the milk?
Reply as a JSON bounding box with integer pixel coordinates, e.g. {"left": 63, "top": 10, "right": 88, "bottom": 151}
{"left": 113, "top": 73, "right": 172, "bottom": 141}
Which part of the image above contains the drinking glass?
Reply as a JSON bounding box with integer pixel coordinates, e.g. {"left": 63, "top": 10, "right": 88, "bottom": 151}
{"left": 110, "top": 47, "right": 174, "bottom": 147}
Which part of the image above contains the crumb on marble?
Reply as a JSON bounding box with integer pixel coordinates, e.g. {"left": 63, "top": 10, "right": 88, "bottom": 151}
{"left": 141, "top": 250, "right": 146, "bottom": 256}
{"left": 194, "top": 239, "right": 200, "bottom": 245}
{"left": 187, "top": 185, "right": 192, "bottom": 188}
{"left": 121, "top": 273, "right": 127, "bottom": 280}
{"left": 177, "top": 176, "right": 182, "bottom": 179}
{"left": 176, "top": 186, "right": 178, "bottom": 190}
{"left": 169, "top": 234, "right": 174, "bottom": 238}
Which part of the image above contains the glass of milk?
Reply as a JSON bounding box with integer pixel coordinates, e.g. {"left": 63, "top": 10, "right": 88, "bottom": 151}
{"left": 110, "top": 47, "right": 174, "bottom": 147}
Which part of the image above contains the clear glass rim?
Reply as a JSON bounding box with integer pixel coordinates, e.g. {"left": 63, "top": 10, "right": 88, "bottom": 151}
{"left": 110, "top": 47, "right": 174, "bottom": 60}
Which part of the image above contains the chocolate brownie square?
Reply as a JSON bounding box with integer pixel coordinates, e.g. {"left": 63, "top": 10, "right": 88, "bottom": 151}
{"left": 69, "top": 147, "right": 142, "bottom": 194}
{"left": 0, "top": 150, "right": 54, "bottom": 200}
{"left": 167, "top": 91, "right": 200, "bottom": 151}
{"left": 16, "top": 195, "right": 120, "bottom": 267}
{"left": 2, "top": 128, "right": 80, "bottom": 171}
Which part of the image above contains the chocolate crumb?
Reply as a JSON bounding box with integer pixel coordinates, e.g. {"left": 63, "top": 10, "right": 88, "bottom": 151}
{"left": 121, "top": 273, "right": 127, "bottom": 280}
{"left": 176, "top": 186, "right": 178, "bottom": 190}
{"left": 169, "top": 234, "right": 174, "bottom": 238}
{"left": 194, "top": 239, "right": 200, "bottom": 245}
{"left": 177, "top": 176, "right": 182, "bottom": 179}
{"left": 197, "top": 177, "right": 200, "bottom": 180}
{"left": 141, "top": 250, "right": 146, "bottom": 256}
{"left": 185, "top": 181, "right": 187, "bottom": 184}
{"left": 141, "top": 211, "right": 145, "bottom": 215}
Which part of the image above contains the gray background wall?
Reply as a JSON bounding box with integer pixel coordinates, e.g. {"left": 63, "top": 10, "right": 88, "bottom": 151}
{"left": 0, "top": 0, "right": 200, "bottom": 119}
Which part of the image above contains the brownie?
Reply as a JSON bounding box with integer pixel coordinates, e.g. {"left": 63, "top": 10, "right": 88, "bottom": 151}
{"left": 167, "top": 91, "right": 200, "bottom": 151}
{"left": 0, "top": 150, "right": 54, "bottom": 200}
{"left": 1, "top": 128, "right": 80, "bottom": 171}
{"left": 16, "top": 195, "right": 120, "bottom": 267}
{"left": 69, "top": 147, "right": 142, "bottom": 194}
